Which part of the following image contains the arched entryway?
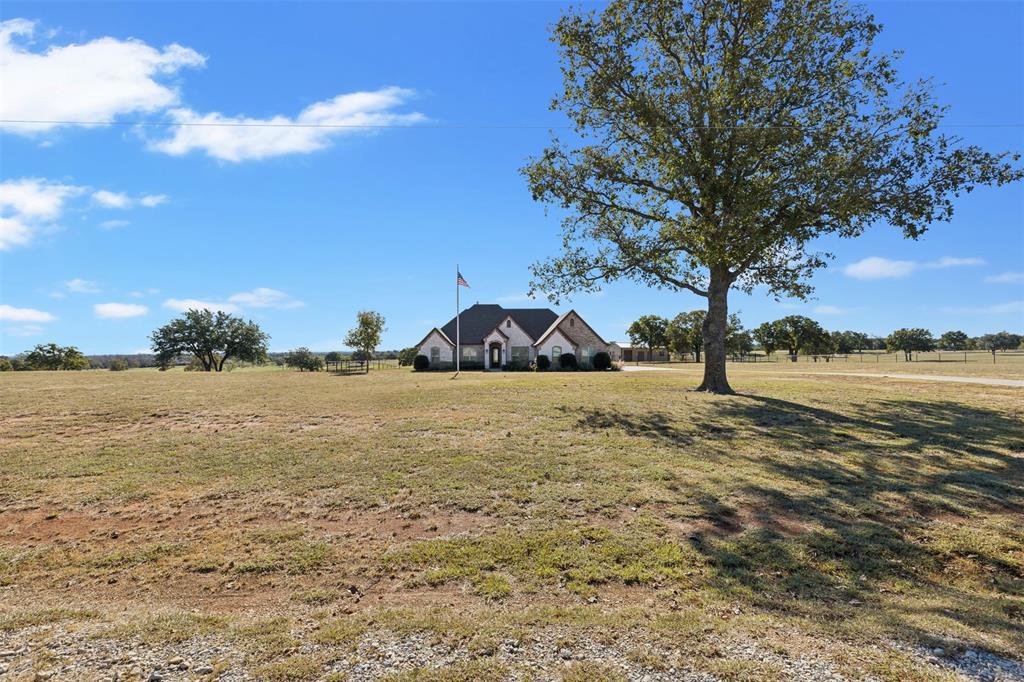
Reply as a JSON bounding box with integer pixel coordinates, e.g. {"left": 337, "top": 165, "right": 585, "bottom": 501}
{"left": 488, "top": 342, "right": 503, "bottom": 369}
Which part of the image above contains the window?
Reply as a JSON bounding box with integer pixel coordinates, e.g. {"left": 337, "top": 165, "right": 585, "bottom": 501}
{"left": 506, "top": 319, "right": 511, "bottom": 328}
{"left": 511, "top": 346, "right": 529, "bottom": 366}
{"left": 569, "top": 317, "right": 575, "bottom": 327}
{"left": 551, "top": 346, "right": 562, "bottom": 361}
{"left": 581, "top": 345, "right": 594, "bottom": 365}
{"left": 462, "top": 347, "right": 477, "bottom": 361}
{"left": 430, "top": 346, "right": 440, "bottom": 365}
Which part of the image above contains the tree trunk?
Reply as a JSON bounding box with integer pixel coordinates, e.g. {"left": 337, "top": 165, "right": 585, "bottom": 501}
{"left": 696, "top": 272, "right": 733, "bottom": 394}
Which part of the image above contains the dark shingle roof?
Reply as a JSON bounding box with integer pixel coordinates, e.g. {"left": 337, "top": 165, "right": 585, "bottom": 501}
{"left": 439, "top": 304, "right": 558, "bottom": 344}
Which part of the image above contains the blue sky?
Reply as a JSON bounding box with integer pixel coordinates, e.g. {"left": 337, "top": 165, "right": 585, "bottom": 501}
{"left": 1, "top": 1, "right": 1021, "bottom": 354}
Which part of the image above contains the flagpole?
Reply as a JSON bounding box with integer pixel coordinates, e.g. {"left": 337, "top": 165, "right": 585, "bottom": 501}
{"left": 455, "top": 264, "right": 460, "bottom": 374}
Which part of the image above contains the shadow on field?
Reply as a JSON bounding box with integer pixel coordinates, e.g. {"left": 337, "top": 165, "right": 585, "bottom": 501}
{"left": 575, "top": 396, "right": 1024, "bottom": 653}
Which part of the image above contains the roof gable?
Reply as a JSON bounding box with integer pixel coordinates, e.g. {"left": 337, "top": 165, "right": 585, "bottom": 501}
{"left": 439, "top": 303, "right": 557, "bottom": 343}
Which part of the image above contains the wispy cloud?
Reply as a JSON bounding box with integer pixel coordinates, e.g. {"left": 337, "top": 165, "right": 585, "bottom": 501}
{"left": 151, "top": 87, "right": 427, "bottom": 162}
{"left": 94, "top": 302, "right": 149, "bottom": 319}
{"left": 813, "top": 305, "right": 849, "bottom": 315}
{"left": 939, "top": 301, "right": 1024, "bottom": 315}
{"left": 100, "top": 219, "right": 130, "bottom": 230}
{"left": 65, "top": 278, "right": 100, "bottom": 294}
{"left": 844, "top": 256, "right": 985, "bottom": 280}
{"left": 162, "top": 298, "right": 239, "bottom": 314}
{"left": 227, "top": 288, "right": 304, "bottom": 309}
{"left": 139, "top": 194, "right": 168, "bottom": 207}
{"left": 0, "top": 304, "right": 56, "bottom": 322}
{"left": 985, "top": 271, "right": 1024, "bottom": 285}
{"left": 92, "top": 190, "right": 131, "bottom": 209}
{"left": 3, "top": 324, "right": 45, "bottom": 337}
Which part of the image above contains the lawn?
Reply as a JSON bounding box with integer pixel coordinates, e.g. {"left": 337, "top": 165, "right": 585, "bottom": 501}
{"left": 1, "top": 368, "right": 1021, "bottom": 681}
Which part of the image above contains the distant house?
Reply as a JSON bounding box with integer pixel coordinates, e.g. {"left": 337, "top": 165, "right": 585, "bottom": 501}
{"left": 415, "top": 303, "right": 609, "bottom": 369}
{"left": 609, "top": 341, "right": 669, "bottom": 363}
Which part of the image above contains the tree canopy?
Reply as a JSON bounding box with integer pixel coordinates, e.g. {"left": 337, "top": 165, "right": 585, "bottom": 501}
{"left": 523, "top": 0, "right": 1022, "bottom": 393}
{"left": 344, "top": 310, "right": 386, "bottom": 373}
{"left": 19, "top": 343, "right": 90, "bottom": 370}
{"left": 151, "top": 309, "right": 269, "bottom": 372}
{"left": 285, "top": 348, "right": 324, "bottom": 372}
{"left": 666, "top": 310, "right": 746, "bottom": 361}
{"left": 754, "top": 316, "right": 831, "bottom": 356}
{"left": 977, "top": 331, "right": 1022, "bottom": 353}
{"left": 626, "top": 315, "right": 669, "bottom": 352}
{"left": 886, "top": 328, "right": 936, "bottom": 360}
{"left": 938, "top": 330, "right": 970, "bottom": 351}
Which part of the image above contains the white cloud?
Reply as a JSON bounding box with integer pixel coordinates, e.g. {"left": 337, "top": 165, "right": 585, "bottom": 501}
{"left": 813, "top": 305, "right": 847, "bottom": 315}
{"left": 931, "top": 257, "right": 985, "bottom": 268}
{"left": 843, "top": 257, "right": 916, "bottom": 280}
{"left": 139, "top": 194, "right": 168, "bottom": 207}
{"left": 227, "top": 287, "right": 304, "bottom": 309}
{"left": 939, "top": 301, "right": 1024, "bottom": 315}
{"left": 94, "top": 302, "right": 148, "bottom": 319}
{"left": 985, "top": 271, "right": 1024, "bottom": 284}
{"left": 162, "top": 298, "right": 239, "bottom": 314}
{"left": 151, "top": 87, "right": 427, "bottom": 162}
{"left": 65, "top": 278, "right": 100, "bottom": 293}
{"left": 844, "top": 255, "right": 986, "bottom": 280}
{"left": 3, "top": 324, "right": 45, "bottom": 337}
{"left": 0, "top": 178, "right": 85, "bottom": 249}
{"left": 100, "top": 219, "right": 130, "bottom": 230}
{"left": 0, "top": 18, "right": 205, "bottom": 135}
{"left": 92, "top": 190, "right": 131, "bottom": 208}
{"left": 0, "top": 304, "right": 56, "bottom": 322}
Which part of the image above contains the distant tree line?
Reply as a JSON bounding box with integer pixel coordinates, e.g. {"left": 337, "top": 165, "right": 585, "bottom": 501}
{"left": 623, "top": 313, "right": 1023, "bottom": 361}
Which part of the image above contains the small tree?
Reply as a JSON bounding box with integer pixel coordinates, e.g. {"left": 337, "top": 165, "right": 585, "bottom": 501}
{"left": 753, "top": 321, "right": 784, "bottom": 356}
{"left": 23, "top": 343, "right": 89, "bottom": 370}
{"left": 413, "top": 354, "right": 430, "bottom": 371}
{"left": 627, "top": 315, "right": 669, "bottom": 357}
{"left": 151, "top": 309, "right": 269, "bottom": 372}
{"left": 397, "top": 347, "right": 419, "bottom": 367}
{"left": 886, "top": 328, "right": 936, "bottom": 361}
{"left": 774, "top": 316, "right": 830, "bottom": 357}
{"left": 938, "top": 330, "right": 970, "bottom": 351}
{"left": 109, "top": 359, "right": 129, "bottom": 372}
{"left": 285, "top": 347, "right": 324, "bottom": 372}
{"left": 0, "top": 357, "right": 13, "bottom": 372}
{"left": 536, "top": 354, "right": 551, "bottom": 371}
{"left": 344, "top": 310, "right": 386, "bottom": 374}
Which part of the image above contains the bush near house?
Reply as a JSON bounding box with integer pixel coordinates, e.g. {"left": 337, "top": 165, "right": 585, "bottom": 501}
{"left": 592, "top": 351, "right": 612, "bottom": 370}
{"left": 413, "top": 354, "right": 430, "bottom": 371}
{"left": 559, "top": 352, "right": 578, "bottom": 370}
{"left": 535, "top": 354, "right": 551, "bottom": 371}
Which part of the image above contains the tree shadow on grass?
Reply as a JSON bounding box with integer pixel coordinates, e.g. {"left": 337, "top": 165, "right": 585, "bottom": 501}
{"left": 572, "top": 395, "right": 1024, "bottom": 654}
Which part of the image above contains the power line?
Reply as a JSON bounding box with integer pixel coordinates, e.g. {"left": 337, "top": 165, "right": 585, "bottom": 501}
{"left": 1, "top": 119, "right": 1021, "bottom": 130}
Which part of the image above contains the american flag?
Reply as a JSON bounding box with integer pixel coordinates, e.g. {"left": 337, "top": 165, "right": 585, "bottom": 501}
{"left": 457, "top": 271, "right": 470, "bottom": 288}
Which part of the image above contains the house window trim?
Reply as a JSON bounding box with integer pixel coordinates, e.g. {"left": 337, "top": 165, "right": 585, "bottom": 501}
{"left": 430, "top": 346, "right": 440, "bottom": 364}
{"left": 551, "top": 346, "right": 562, "bottom": 361}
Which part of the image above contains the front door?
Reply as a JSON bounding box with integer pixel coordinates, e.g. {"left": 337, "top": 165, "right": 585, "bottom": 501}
{"left": 489, "top": 343, "right": 502, "bottom": 368}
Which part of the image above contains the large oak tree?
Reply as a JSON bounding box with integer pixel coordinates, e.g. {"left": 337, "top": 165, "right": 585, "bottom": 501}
{"left": 523, "top": 0, "right": 1021, "bottom": 393}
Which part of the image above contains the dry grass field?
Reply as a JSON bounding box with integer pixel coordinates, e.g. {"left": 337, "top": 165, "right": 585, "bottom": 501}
{"left": 1, "top": 368, "right": 1022, "bottom": 681}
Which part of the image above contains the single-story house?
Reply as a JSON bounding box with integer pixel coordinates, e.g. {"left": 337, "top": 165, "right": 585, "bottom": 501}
{"left": 608, "top": 341, "right": 670, "bottom": 363}
{"left": 415, "top": 303, "right": 609, "bottom": 369}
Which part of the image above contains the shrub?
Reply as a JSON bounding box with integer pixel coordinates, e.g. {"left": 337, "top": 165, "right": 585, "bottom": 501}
{"left": 109, "top": 359, "right": 129, "bottom": 372}
{"left": 592, "top": 351, "right": 612, "bottom": 370}
{"left": 535, "top": 354, "right": 551, "bottom": 371}
{"left": 559, "top": 352, "right": 578, "bottom": 370}
{"left": 0, "top": 357, "right": 12, "bottom": 372}
{"left": 284, "top": 347, "right": 323, "bottom": 372}
{"left": 413, "top": 354, "right": 430, "bottom": 371}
